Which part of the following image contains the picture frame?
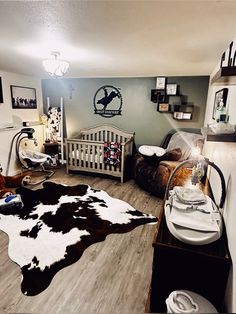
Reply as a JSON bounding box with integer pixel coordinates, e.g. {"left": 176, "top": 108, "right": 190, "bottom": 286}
{"left": 10, "top": 85, "right": 37, "bottom": 109}
{"left": 182, "top": 112, "right": 192, "bottom": 120}
{"left": 158, "top": 103, "right": 169, "bottom": 112}
{"left": 151, "top": 89, "right": 166, "bottom": 103}
{"left": 212, "top": 88, "right": 228, "bottom": 120}
{"left": 173, "top": 112, "right": 183, "bottom": 119}
{"left": 156, "top": 77, "right": 166, "bottom": 90}
{"left": 166, "top": 83, "right": 177, "bottom": 95}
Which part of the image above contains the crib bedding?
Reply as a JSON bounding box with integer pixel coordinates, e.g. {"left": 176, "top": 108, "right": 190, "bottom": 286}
{"left": 71, "top": 150, "right": 103, "bottom": 164}
{"left": 104, "top": 142, "right": 121, "bottom": 165}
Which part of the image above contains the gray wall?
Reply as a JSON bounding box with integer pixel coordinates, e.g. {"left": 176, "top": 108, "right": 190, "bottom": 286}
{"left": 41, "top": 76, "right": 209, "bottom": 146}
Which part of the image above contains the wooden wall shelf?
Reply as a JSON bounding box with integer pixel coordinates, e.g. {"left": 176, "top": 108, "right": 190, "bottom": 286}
{"left": 151, "top": 79, "right": 194, "bottom": 120}
{"left": 211, "top": 66, "right": 236, "bottom": 85}
{"left": 201, "top": 127, "right": 236, "bottom": 142}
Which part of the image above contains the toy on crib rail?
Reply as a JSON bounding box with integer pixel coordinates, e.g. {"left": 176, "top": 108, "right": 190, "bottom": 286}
{"left": 0, "top": 162, "right": 31, "bottom": 198}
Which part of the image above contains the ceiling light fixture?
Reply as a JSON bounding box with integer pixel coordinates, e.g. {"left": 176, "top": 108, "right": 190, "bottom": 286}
{"left": 42, "top": 52, "right": 69, "bottom": 77}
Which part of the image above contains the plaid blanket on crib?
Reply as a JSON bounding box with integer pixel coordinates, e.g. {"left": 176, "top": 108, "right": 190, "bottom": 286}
{"left": 104, "top": 142, "right": 121, "bottom": 166}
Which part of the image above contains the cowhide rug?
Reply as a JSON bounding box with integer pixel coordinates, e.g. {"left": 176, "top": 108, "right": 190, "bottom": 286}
{"left": 0, "top": 182, "right": 157, "bottom": 296}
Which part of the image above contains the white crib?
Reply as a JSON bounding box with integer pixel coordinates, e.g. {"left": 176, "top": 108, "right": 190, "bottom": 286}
{"left": 65, "top": 125, "right": 134, "bottom": 183}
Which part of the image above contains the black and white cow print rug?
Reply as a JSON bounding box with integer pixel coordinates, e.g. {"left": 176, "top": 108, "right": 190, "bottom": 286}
{"left": 0, "top": 182, "right": 157, "bottom": 296}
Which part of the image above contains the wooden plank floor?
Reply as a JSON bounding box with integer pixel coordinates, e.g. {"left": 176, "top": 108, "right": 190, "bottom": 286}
{"left": 0, "top": 168, "right": 162, "bottom": 313}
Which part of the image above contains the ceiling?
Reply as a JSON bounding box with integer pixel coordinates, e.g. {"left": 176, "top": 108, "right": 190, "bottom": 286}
{"left": 0, "top": 0, "right": 236, "bottom": 79}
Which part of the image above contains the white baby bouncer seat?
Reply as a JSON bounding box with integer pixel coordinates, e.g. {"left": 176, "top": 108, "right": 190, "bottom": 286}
{"left": 19, "top": 150, "right": 52, "bottom": 167}
{"left": 19, "top": 150, "right": 54, "bottom": 185}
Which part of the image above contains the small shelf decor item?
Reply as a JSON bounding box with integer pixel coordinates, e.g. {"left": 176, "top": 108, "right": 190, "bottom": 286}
{"left": 173, "top": 112, "right": 192, "bottom": 120}
{"left": 11, "top": 85, "right": 37, "bottom": 109}
{"left": 211, "top": 40, "right": 236, "bottom": 84}
{"left": 166, "top": 83, "right": 177, "bottom": 95}
{"left": 173, "top": 112, "right": 183, "bottom": 119}
{"left": 182, "top": 112, "right": 192, "bottom": 120}
{"left": 156, "top": 77, "right": 166, "bottom": 90}
{"left": 158, "top": 103, "right": 169, "bottom": 112}
{"left": 151, "top": 89, "right": 165, "bottom": 103}
{"left": 212, "top": 88, "right": 228, "bottom": 120}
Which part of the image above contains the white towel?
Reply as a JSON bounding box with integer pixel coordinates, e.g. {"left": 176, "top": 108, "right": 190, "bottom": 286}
{"left": 173, "top": 186, "right": 206, "bottom": 204}
{"left": 168, "top": 195, "right": 220, "bottom": 232}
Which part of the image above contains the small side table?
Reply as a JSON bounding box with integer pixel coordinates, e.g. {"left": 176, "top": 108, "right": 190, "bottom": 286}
{"left": 43, "top": 142, "right": 60, "bottom": 166}
{"left": 43, "top": 142, "right": 59, "bottom": 155}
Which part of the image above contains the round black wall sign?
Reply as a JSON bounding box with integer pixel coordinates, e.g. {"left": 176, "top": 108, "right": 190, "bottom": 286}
{"left": 94, "top": 85, "right": 122, "bottom": 118}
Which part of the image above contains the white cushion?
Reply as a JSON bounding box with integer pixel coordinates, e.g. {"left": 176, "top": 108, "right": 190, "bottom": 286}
{"left": 166, "top": 131, "right": 204, "bottom": 161}
{"left": 139, "top": 145, "right": 166, "bottom": 157}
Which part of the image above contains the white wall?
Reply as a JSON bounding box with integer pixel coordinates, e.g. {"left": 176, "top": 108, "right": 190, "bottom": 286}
{"left": 204, "top": 69, "right": 236, "bottom": 312}
{"left": 0, "top": 70, "right": 44, "bottom": 175}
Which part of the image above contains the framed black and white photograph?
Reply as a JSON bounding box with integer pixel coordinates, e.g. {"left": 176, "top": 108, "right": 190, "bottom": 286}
{"left": 166, "top": 83, "right": 177, "bottom": 95}
{"left": 173, "top": 112, "right": 183, "bottom": 119}
{"left": 158, "top": 103, "right": 169, "bottom": 112}
{"left": 182, "top": 112, "right": 192, "bottom": 120}
{"left": 10, "top": 85, "right": 37, "bottom": 109}
{"left": 156, "top": 77, "right": 166, "bottom": 90}
{"left": 212, "top": 88, "right": 228, "bottom": 120}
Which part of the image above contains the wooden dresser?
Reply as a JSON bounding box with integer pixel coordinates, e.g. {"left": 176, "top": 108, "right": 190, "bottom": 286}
{"left": 148, "top": 202, "right": 231, "bottom": 313}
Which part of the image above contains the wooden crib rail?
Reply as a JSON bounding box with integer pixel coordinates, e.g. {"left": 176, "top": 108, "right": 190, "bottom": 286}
{"left": 80, "top": 124, "right": 134, "bottom": 144}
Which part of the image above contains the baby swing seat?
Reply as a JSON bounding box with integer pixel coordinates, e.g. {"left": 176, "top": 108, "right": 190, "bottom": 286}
{"left": 19, "top": 150, "right": 54, "bottom": 184}
{"left": 19, "top": 150, "right": 52, "bottom": 168}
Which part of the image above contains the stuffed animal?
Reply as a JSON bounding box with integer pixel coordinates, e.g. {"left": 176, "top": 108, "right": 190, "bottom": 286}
{"left": 47, "top": 106, "right": 61, "bottom": 142}
{"left": 0, "top": 163, "right": 31, "bottom": 198}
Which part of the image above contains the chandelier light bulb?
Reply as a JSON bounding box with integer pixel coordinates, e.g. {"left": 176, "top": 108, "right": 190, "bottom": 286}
{"left": 42, "top": 52, "right": 69, "bottom": 77}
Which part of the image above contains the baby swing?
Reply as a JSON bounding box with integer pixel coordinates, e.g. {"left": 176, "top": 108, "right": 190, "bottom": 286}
{"left": 6, "top": 128, "right": 54, "bottom": 185}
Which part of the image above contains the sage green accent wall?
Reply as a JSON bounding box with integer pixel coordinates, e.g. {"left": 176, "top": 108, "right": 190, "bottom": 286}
{"left": 42, "top": 76, "right": 209, "bottom": 146}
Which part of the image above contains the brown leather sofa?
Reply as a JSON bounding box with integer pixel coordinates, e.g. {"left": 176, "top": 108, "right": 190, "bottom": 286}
{"left": 134, "top": 128, "right": 203, "bottom": 198}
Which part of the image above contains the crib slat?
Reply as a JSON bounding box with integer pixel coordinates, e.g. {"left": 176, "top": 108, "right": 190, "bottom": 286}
{"left": 74, "top": 143, "right": 78, "bottom": 167}
{"left": 68, "top": 142, "right": 71, "bottom": 167}
{"left": 78, "top": 143, "right": 81, "bottom": 167}
{"left": 101, "top": 144, "right": 105, "bottom": 171}
{"left": 104, "top": 130, "right": 107, "bottom": 142}
{"left": 92, "top": 145, "right": 95, "bottom": 169}
{"left": 86, "top": 144, "right": 89, "bottom": 169}
{"left": 82, "top": 143, "right": 86, "bottom": 168}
